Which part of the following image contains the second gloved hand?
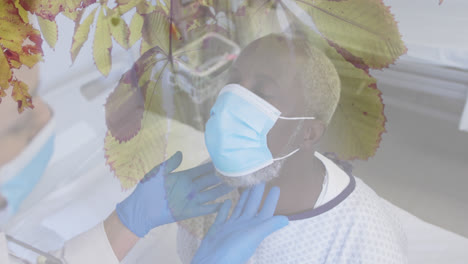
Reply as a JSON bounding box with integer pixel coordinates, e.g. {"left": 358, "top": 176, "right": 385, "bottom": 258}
{"left": 192, "top": 183, "right": 289, "bottom": 264}
{"left": 116, "top": 151, "right": 233, "bottom": 237}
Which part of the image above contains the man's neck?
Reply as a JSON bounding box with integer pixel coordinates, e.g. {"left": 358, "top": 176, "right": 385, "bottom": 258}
{"left": 266, "top": 147, "right": 326, "bottom": 216}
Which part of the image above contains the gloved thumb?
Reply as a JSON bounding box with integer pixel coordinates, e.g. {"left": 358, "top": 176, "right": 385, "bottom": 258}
{"left": 162, "top": 151, "right": 183, "bottom": 174}
{"left": 144, "top": 151, "right": 183, "bottom": 181}
{"left": 253, "top": 216, "right": 289, "bottom": 242}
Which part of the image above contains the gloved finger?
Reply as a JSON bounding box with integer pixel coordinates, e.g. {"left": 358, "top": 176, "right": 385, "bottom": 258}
{"left": 213, "top": 200, "right": 232, "bottom": 226}
{"left": 198, "top": 184, "right": 233, "bottom": 204}
{"left": 251, "top": 216, "right": 289, "bottom": 244}
{"left": 193, "top": 172, "right": 222, "bottom": 192}
{"left": 179, "top": 162, "right": 215, "bottom": 180}
{"left": 195, "top": 202, "right": 224, "bottom": 217}
{"left": 257, "top": 186, "right": 280, "bottom": 220}
{"left": 228, "top": 188, "right": 250, "bottom": 221}
{"left": 239, "top": 183, "right": 265, "bottom": 220}
{"left": 144, "top": 151, "right": 182, "bottom": 181}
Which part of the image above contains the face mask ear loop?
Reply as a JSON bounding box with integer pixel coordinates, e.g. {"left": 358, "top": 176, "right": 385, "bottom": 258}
{"left": 278, "top": 116, "right": 316, "bottom": 120}
{"left": 273, "top": 148, "right": 300, "bottom": 161}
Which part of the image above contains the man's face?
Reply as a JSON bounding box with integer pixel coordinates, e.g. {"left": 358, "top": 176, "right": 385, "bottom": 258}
{"left": 215, "top": 36, "right": 308, "bottom": 187}
{"left": 228, "top": 36, "right": 307, "bottom": 158}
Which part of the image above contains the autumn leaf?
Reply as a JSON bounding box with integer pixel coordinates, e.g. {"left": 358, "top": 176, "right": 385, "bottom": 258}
{"left": 37, "top": 16, "right": 58, "bottom": 49}
{"left": 19, "top": 0, "right": 96, "bottom": 21}
{"left": 0, "top": 1, "right": 43, "bottom": 68}
{"left": 14, "top": 0, "right": 28, "bottom": 23}
{"left": 105, "top": 47, "right": 173, "bottom": 187}
{"left": 93, "top": 7, "right": 112, "bottom": 76}
{"left": 104, "top": 48, "right": 211, "bottom": 187}
{"left": 302, "top": 29, "right": 385, "bottom": 160}
{"left": 71, "top": 8, "right": 97, "bottom": 62}
{"left": 296, "top": 0, "right": 406, "bottom": 69}
{"left": 0, "top": 0, "right": 42, "bottom": 112}
{"left": 62, "top": 10, "right": 80, "bottom": 21}
{"left": 11, "top": 80, "right": 34, "bottom": 113}
{"left": 0, "top": 88, "right": 6, "bottom": 104}
{"left": 0, "top": 52, "right": 11, "bottom": 91}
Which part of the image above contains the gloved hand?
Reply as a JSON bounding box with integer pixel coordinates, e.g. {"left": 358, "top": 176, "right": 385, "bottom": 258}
{"left": 116, "top": 151, "right": 233, "bottom": 237}
{"left": 192, "top": 183, "right": 289, "bottom": 264}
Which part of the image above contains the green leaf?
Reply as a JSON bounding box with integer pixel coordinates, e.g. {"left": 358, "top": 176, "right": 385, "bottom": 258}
{"left": 93, "top": 7, "right": 112, "bottom": 76}
{"left": 129, "top": 12, "right": 143, "bottom": 47}
{"left": 297, "top": 0, "right": 407, "bottom": 69}
{"left": 141, "top": 10, "right": 170, "bottom": 54}
{"left": 37, "top": 16, "right": 58, "bottom": 49}
{"left": 303, "top": 30, "right": 386, "bottom": 160}
{"left": 233, "top": 0, "right": 282, "bottom": 47}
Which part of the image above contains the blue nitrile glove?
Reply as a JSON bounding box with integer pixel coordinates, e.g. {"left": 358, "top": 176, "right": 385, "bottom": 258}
{"left": 192, "top": 183, "right": 289, "bottom": 264}
{"left": 116, "top": 151, "right": 233, "bottom": 237}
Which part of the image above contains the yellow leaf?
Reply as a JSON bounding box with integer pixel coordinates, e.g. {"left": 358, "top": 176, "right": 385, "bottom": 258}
{"left": 108, "top": 8, "right": 130, "bottom": 49}
{"left": 0, "top": 3, "right": 43, "bottom": 65}
{"left": 140, "top": 39, "right": 152, "bottom": 55}
{"left": 19, "top": 0, "right": 96, "bottom": 21}
{"left": 0, "top": 52, "right": 11, "bottom": 90}
{"left": 115, "top": 0, "right": 141, "bottom": 14}
{"left": 71, "top": 8, "right": 98, "bottom": 62}
{"left": 297, "top": 0, "right": 406, "bottom": 69}
{"left": 63, "top": 10, "right": 79, "bottom": 21}
{"left": 0, "top": 88, "right": 6, "bottom": 103}
{"left": 233, "top": 1, "right": 282, "bottom": 47}
{"left": 93, "top": 7, "right": 112, "bottom": 76}
{"left": 129, "top": 12, "right": 143, "bottom": 47}
{"left": 37, "top": 16, "right": 58, "bottom": 49}
{"left": 11, "top": 80, "right": 34, "bottom": 113}
{"left": 136, "top": 0, "right": 154, "bottom": 14}
{"left": 105, "top": 78, "right": 167, "bottom": 188}
{"left": 14, "top": 0, "right": 29, "bottom": 23}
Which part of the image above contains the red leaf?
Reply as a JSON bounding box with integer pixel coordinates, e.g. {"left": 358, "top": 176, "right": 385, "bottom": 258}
{"left": 105, "top": 71, "right": 146, "bottom": 143}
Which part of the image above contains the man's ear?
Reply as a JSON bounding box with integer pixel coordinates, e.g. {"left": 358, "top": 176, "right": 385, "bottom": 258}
{"left": 303, "top": 119, "right": 325, "bottom": 149}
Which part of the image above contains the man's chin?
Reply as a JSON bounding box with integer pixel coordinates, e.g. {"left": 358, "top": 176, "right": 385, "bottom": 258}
{"left": 215, "top": 161, "right": 283, "bottom": 188}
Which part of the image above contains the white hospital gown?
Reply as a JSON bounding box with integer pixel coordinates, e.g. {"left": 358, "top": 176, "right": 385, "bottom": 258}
{"left": 176, "top": 160, "right": 408, "bottom": 264}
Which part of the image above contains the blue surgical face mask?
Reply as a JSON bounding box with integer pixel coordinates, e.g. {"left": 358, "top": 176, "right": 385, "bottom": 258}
{"left": 0, "top": 120, "right": 55, "bottom": 216}
{"left": 205, "top": 83, "right": 315, "bottom": 177}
